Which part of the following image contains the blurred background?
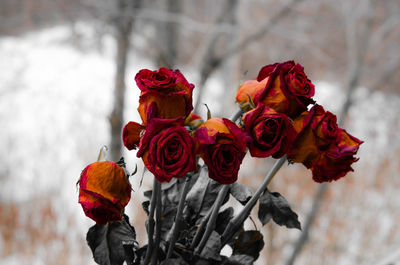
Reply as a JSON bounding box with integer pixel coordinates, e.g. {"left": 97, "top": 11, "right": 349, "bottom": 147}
{"left": 0, "top": 0, "right": 399, "bottom": 264}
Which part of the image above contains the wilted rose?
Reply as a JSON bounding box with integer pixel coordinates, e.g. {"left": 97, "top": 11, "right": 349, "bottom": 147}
{"left": 135, "top": 67, "right": 194, "bottom": 125}
{"left": 78, "top": 161, "right": 131, "bottom": 225}
{"left": 287, "top": 104, "right": 363, "bottom": 182}
{"left": 236, "top": 61, "right": 315, "bottom": 118}
{"left": 242, "top": 105, "right": 297, "bottom": 158}
{"left": 137, "top": 117, "right": 197, "bottom": 182}
{"left": 122, "top": 121, "right": 145, "bottom": 150}
{"left": 194, "top": 118, "right": 247, "bottom": 184}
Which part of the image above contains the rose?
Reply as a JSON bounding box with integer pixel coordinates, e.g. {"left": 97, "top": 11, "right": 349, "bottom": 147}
{"left": 137, "top": 117, "right": 197, "bottom": 182}
{"left": 287, "top": 104, "right": 341, "bottom": 164}
{"left": 236, "top": 61, "right": 315, "bottom": 118}
{"left": 287, "top": 104, "right": 363, "bottom": 182}
{"left": 78, "top": 161, "right": 131, "bottom": 224}
{"left": 242, "top": 105, "right": 297, "bottom": 158}
{"left": 135, "top": 67, "right": 195, "bottom": 125}
{"left": 194, "top": 118, "right": 247, "bottom": 184}
{"left": 310, "top": 153, "right": 359, "bottom": 183}
{"left": 123, "top": 121, "right": 145, "bottom": 150}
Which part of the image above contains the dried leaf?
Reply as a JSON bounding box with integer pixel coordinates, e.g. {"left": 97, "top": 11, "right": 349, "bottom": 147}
{"left": 230, "top": 183, "right": 252, "bottom": 205}
{"left": 232, "top": 230, "right": 264, "bottom": 260}
{"left": 258, "top": 191, "right": 301, "bottom": 230}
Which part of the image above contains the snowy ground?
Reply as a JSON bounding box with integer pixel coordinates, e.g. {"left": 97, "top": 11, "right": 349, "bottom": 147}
{"left": 0, "top": 23, "right": 399, "bottom": 265}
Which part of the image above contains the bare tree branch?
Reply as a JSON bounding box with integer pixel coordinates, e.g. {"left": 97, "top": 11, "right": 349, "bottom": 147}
{"left": 194, "top": 0, "right": 305, "bottom": 112}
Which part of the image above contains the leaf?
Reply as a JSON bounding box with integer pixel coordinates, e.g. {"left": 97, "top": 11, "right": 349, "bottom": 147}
{"left": 186, "top": 166, "right": 210, "bottom": 215}
{"left": 142, "top": 200, "right": 150, "bottom": 215}
{"left": 215, "top": 207, "right": 234, "bottom": 235}
{"left": 199, "top": 231, "right": 222, "bottom": 261}
{"left": 160, "top": 257, "right": 187, "bottom": 265}
{"left": 258, "top": 191, "right": 301, "bottom": 230}
{"left": 222, "top": 254, "right": 254, "bottom": 265}
{"left": 186, "top": 166, "right": 226, "bottom": 218}
{"left": 229, "top": 183, "right": 252, "bottom": 205}
{"left": 232, "top": 230, "right": 264, "bottom": 260}
{"left": 86, "top": 215, "right": 138, "bottom": 265}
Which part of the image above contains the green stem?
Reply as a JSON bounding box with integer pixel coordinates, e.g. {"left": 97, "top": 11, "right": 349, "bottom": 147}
{"left": 221, "top": 156, "right": 286, "bottom": 246}
{"left": 142, "top": 178, "right": 159, "bottom": 265}
{"left": 166, "top": 176, "right": 192, "bottom": 259}
{"left": 194, "top": 185, "right": 230, "bottom": 255}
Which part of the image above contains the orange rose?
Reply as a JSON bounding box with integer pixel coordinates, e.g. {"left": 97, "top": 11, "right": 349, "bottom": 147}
{"left": 78, "top": 161, "right": 131, "bottom": 224}
{"left": 194, "top": 118, "right": 247, "bottom": 184}
{"left": 287, "top": 105, "right": 363, "bottom": 182}
{"left": 236, "top": 61, "right": 315, "bottom": 118}
{"left": 135, "top": 67, "right": 194, "bottom": 125}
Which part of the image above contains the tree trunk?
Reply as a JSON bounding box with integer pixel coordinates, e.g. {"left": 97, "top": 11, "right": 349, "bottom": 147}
{"left": 109, "top": 0, "right": 137, "bottom": 162}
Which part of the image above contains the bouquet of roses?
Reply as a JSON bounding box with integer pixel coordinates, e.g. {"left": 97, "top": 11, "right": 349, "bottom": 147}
{"left": 77, "top": 61, "right": 362, "bottom": 265}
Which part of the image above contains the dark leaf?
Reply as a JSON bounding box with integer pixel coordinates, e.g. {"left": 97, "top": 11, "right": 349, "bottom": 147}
{"left": 186, "top": 166, "right": 210, "bottom": 215}
{"left": 199, "top": 231, "right": 222, "bottom": 261}
{"left": 160, "top": 257, "right": 187, "bottom": 265}
{"left": 230, "top": 183, "right": 252, "bottom": 205}
{"left": 186, "top": 166, "right": 226, "bottom": 217}
{"left": 86, "top": 215, "right": 138, "bottom": 265}
{"left": 232, "top": 230, "right": 264, "bottom": 260}
{"left": 215, "top": 207, "right": 234, "bottom": 235}
{"left": 222, "top": 254, "right": 254, "bottom": 265}
{"left": 142, "top": 200, "right": 150, "bottom": 215}
{"left": 258, "top": 191, "right": 301, "bottom": 230}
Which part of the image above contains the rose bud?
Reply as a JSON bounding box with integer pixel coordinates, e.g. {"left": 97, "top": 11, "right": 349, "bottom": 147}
{"left": 185, "top": 113, "right": 204, "bottom": 130}
{"left": 123, "top": 121, "right": 145, "bottom": 150}
{"left": 242, "top": 105, "right": 297, "bottom": 158}
{"left": 135, "top": 67, "right": 195, "bottom": 125}
{"left": 194, "top": 118, "right": 247, "bottom": 185}
{"left": 287, "top": 104, "right": 363, "bottom": 182}
{"left": 78, "top": 161, "right": 131, "bottom": 225}
{"left": 136, "top": 117, "right": 197, "bottom": 183}
{"left": 236, "top": 61, "right": 315, "bottom": 118}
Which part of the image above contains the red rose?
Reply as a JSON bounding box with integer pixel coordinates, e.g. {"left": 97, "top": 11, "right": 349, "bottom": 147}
{"left": 78, "top": 161, "right": 131, "bottom": 224}
{"left": 137, "top": 117, "right": 197, "bottom": 182}
{"left": 135, "top": 67, "right": 194, "bottom": 125}
{"left": 242, "top": 105, "right": 297, "bottom": 158}
{"left": 194, "top": 118, "right": 247, "bottom": 184}
{"left": 122, "top": 121, "right": 145, "bottom": 150}
{"left": 236, "top": 61, "right": 315, "bottom": 118}
{"left": 287, "top": 105, "right": 363, "bottom": 182}
{"left": 185, "top": 113, "right": 204, "bottom": 130}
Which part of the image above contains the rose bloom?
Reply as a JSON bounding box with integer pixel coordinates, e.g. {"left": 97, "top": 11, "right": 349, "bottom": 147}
{"left": 78, "top": 161, "right": 131, "bottom": 225}
{"left": 287, "top": 104, "right": 363, "bottom": 182}
{"left": 242, "top": 105, "right": 297, "bottom": 158}
{"left": 137, "top": 117, "right": 197, "bottom": 182}
{"left": 123, "top": 121, "right": 145, "bottom": 150}
{"left": 236, "top": 61, "right": 315, "bottom": 118}
{"left": 194, "top": 118, "right": 247, "bottom": 184}
{"left": 135, "top": 67, "right": 194, "bottom": 125}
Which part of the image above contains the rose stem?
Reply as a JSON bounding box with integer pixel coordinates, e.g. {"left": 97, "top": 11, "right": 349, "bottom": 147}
{"left": 166, "top": 175, "right": 192, "bottom": 259}
{"left": 189, "top": 208, "right": 211, "bottom": 249}
{"left": 194, "top": 184, "right": 230, "bottom": 255}
{"left": 231, "top": 109, "right": 244, "bottom": 123}
{"left": 151, "top": 181, "right": 162, "bottom": 265}
{"left": 190, "top": 109, "right": 244, "bottom": 252}
{"left": 221, "top": 156, "right": 286, "bottom": 246}
{"left": 142, "top": 178, "right": 159, "bottom": 265}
